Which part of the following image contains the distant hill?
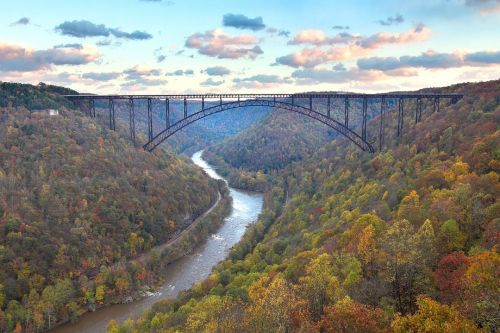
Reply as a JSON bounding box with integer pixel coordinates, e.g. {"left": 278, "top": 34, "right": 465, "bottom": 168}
{"left": 0, "top": 82, "right": 77, "bottom": 109}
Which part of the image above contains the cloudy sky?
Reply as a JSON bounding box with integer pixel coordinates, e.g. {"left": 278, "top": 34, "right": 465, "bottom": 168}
{"left": 1, "top": 0, "right": 499, "bottom": 93}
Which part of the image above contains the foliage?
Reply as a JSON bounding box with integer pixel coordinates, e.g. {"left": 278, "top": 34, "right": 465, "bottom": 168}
{"left": 391, "top": 295, "right": 482, "bottom": 333}
{"left": 0, "top": 83, "right": 221, "bottom": 332}
{"left": 112, "top": 79, "right": 498, "bottom": 333}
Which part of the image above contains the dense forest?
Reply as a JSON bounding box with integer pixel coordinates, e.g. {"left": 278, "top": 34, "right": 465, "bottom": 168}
{"left": 111, "top": 79, "right": 499, "bottom": 332}
{"left": 0, "top": 83, "right": 221, "bottom": 332}
{"left": 206, "top": 110, "right": 335, "bottom": 172}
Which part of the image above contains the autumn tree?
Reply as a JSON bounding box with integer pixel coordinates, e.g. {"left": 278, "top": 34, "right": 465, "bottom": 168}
{"left": 392, "top": 295, "right": 481, "bottom": 333}
{"left": 319, "top": 297, "right": 391, "bottom": 333}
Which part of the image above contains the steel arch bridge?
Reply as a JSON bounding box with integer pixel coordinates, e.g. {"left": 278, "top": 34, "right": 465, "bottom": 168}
{"left": 65, "top": 93, "right": 463, "bottom": 153}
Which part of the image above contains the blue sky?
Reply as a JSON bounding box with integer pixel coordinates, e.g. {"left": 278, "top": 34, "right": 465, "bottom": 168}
{"left": 1, "top": 0, "right": 499, "bottom": 93}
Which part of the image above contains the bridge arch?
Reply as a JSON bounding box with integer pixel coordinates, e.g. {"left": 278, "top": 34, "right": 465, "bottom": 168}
{"left": 143, "top": 99, "right": 375, "bottom": 153}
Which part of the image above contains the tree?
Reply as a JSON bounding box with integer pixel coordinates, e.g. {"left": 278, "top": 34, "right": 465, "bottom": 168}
{"left": 391, "top": 295, "right": 481, "bottom": 333}
{"left": 397, "top": 190, "right": 424, "bottom": 227}
{"left": 411, "top": 219, "right": 438, "bottom": 268}
{"left": 319, "top": 297, "right": 391, "bottom": 333}
{"left": 433, "top": 252, "right": 469, "bottom": 303}
{"left": 41, "top": 286, "right": 57, "bottom": 329}
{"left": 298, "top": 253, "right": 344, "bottom": 320}
{"left": 461, "top": 250, "right": 499, "bottom": 331}
{"left": 0, "top": 283, "right": 4, "bottom": 308}
{"left": 383, "top": 220, "right": 431, "bottom": 314}
{"left": 437, "top": 219, "right": 465, "bottom": 254}
{"left": 95, "top": 285, "right": 106, "bottom": 304}
{"left": 244, "top": 275, "right": 309, "bottom": 333}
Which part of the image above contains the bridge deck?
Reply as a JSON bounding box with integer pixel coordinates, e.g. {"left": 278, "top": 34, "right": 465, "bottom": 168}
{"left": 64, "top": 93, "right": 463, "bottom": 100}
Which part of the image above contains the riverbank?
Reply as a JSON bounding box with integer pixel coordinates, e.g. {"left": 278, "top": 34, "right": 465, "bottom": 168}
{"left": 51, "top": 151, "right": 264, "bottom": 333}
{"left": 50, "top": 183, "right": 231, "bottom": 333}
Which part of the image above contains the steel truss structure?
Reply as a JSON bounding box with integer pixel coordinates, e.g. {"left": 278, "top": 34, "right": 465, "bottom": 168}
{"left": 65, "top": 93, "right": 463, "bottom": 153}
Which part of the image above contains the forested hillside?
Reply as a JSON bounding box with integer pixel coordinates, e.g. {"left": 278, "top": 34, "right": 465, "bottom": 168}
{"left": 112, "top": 79, "right": 499, "bottom": 332}
{"left": 0, "top": 83, "right": 220, "bottom": 332}
{"left": 206, "top": 110, "right": 334, "bottom": 172}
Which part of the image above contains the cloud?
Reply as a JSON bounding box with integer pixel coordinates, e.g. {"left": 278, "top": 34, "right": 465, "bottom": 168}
{"left": 358, "top": 23, "right": 429, "bottom": 48}
{"left": 267, "top": 27, "right": 291, "bottom": 38}
{"left": 332, "top": 25, "right": 350, "bottom": 30}
{"left": 204, "top": 66, "right": 231, "bottom": 76}
{"left": 233, "top": 74, "right": 290, "bottom": 88}
{"left": 55, "top": 20, "right": 109, "bottom": 37}
{"left": 378, "top": 14, "right": 404, "bottom": 26}
{"left": 55, "top": 20, "right": 152, "bottom": 40}
{"left": 291, "top": 68, "right": 383, "bottom": 84}
{"left": 278, "top": 30, "right": 291, "bottom": 38}
{"left": 201, "top": 78, "right": 225, "bottom": 86}
{"left": 166, "top": 69, "right": 194, "bottom": 76}
{"left": 124, "top": 65, "right": 162, "bottom": 81}
{"left": 222, "top": 13, "right": 265, "bottom": 31}
{"left": 357, "top": 50, "right": 500, "bottom": 70}
{"left": 333, "top": 63, "right": 347, "bottom": 71}
{"left": 186, "top": 29, "right": 263, "bottom": 59}
{"left": 54, "top": 43, "right": 83, "bottom": 49}
{"left": 108, "top": 28, "right": 152, "bottom": 40}
{"left": 81, "top": 72, "right": 121, "bottom": 80}
{"left": 289, "top": 30, "right": 358, "bottom": 45}
{"left": 234, "top": 74, "right": 282, "bottom": 83}
{"left": 121, "top": 78, "right": 167, "bottom": 88}
{"left": 96, "top": 40, "right": 113, "bottom": 46}
{"left": 157, "top": 54, "right": 166, "bottom": 62}
{"left": 465, "top": 0, "right": 500, "bottom": 14}
{"left": 277, "top": 24, "right": 431, "bottom": 68}
{"left": 10, "top": 17, "right": 30, "bottom": 26}
{"left": 0, "top": 42, "right": 100, "bottom": 72}
{"left": 464, "top": 50, "right": 500, "bottom": 63}
{"left": 121, "top": 65, "right": 167, "bottom": 88}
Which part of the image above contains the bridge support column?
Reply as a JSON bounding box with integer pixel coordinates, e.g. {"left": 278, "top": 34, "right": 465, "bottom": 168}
{"left": 129, "top": 98, "right": 136, "bottom": 144}
{"left": 87, "top": 99, "right": 92, "bottom": 117}
{"left": 108, "top": 99, "right": 115, "bottom": 130}
{"left": 90, "top": 98, "right": 96, "bottom": 118}
{"left": 433, "top": 97, "right": 441, "bottom": 113}
{"left": 327, "top": 96, "right": 331, "bottom": 118}
{"left": 362, "top": 97, "right": 368, "bottom": 141}
{"left": 397, "top": 98, "right": 404, "bottom": 137}
{"left": 147, "top": 98, "right": 153, "bottom": 141}
{"left": 309, "top": 96, "right": 312, "bottom": 110}
{"left": 344, "top": 97, "right": 349, "bottom": 128}
{"left": 184, "top": 97, "right": 188, "bottom": 118}
{"left": 415, "top": 97, "right": 422, "bottom": 123}
{"left": 379, "top": 97, "right": 386, "bottom": 151}
{"left": 165, "top": 98, "right": 170, "bottom": 128}
{"left": 201, "top": 96, "right": 205, "bottom": 110}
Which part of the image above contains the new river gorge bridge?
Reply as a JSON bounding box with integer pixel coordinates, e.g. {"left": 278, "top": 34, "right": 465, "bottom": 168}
{"left": 65, "top": 93, "right": 463, "bottom": 153}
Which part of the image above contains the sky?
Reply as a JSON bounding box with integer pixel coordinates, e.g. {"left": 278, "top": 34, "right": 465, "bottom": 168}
{"left": 1, "top": 0, "right": 499, "bottom": 94}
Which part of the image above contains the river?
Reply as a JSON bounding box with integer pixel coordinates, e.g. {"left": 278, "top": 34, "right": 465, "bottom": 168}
{"left": 51, "top": 150, "right": 263, "bottom": 333}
